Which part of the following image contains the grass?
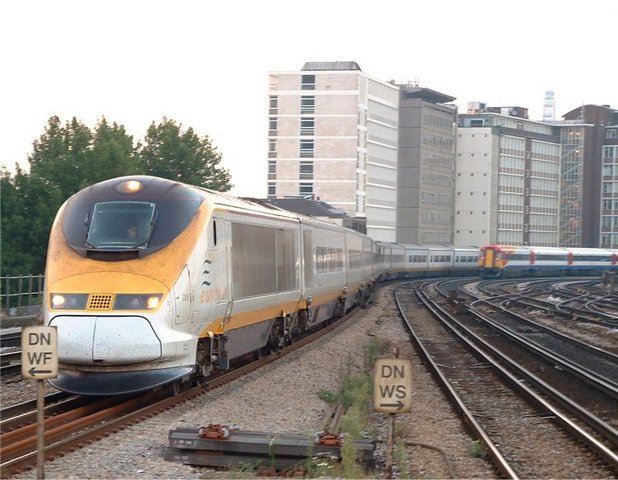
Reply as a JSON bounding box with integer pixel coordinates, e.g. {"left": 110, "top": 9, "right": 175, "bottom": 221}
{"left": 310, "top": 336, "right": 393, "bottom": 478}
{"left": 470, "top": 439, "right": 487, "bottom": 459}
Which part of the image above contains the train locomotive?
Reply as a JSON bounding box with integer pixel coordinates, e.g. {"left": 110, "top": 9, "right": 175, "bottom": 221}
{"left": 478, "top": 244, "right": 618, "bottom": 277}
{"left": 43, "top": 175, "right": 382, "bottom": 395}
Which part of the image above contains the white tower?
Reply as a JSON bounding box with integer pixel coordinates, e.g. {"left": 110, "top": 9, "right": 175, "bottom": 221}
{"left": 543, "top": 90, "right": 555, "bottom": 121}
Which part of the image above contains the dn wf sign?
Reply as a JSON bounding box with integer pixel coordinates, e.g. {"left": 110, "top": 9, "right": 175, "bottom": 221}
{"left": 21, "top": 326, "right": 58, "bottom": 379}
{"left": 373, "top": 358, "right": 412, "bottom": 413}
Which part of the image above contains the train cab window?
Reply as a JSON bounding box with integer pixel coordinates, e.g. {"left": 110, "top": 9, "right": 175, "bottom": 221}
{"left": 62, "top": 176, "right": 204, "bottom": 258}
{"left": 86, "top": 201, "right": 155, "bottom": 249}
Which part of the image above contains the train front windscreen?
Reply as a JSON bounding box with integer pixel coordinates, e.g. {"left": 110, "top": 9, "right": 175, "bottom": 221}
{"left": 61, "top": 176, "right": 204, "bottom": 258}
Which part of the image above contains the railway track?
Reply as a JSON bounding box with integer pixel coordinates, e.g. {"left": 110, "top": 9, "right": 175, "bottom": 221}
{"left": 474, "top": 278, "right": 618, "bottom": 327}
{"left": 0, "top": 304, "right": 358, "bottom": 477}
{"left": 441, "top": 279, "right": 618, "bottom": 434}
{"left": 0, "top": 331, "right": 22, "bottom": 349}
{"left": 395, "top": 281, "right": 618, "bottom": 478}
{"left": 0, "top": 350, "right": 21, "bottom": 376}
{"left": 465, "top": 300, "right": 618, "bottom": 398}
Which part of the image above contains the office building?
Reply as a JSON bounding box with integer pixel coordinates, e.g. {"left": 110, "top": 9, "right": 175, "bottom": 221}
{"left": 397, "top": 86, "right": 457, "bottom": 244}
{"left": 556, "top": 105, "right": 618, "bottom": 247}
{"left": 267, "top": 62, "right": 399, "bottom": 241}
{"left": 267, "top": 62, "right": 615, "bottom": 249}
{"left": 455, "top": 105, "right": 561, "bottom": 247}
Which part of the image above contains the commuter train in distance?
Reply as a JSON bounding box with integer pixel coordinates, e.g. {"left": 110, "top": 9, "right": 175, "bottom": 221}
{"left": 478, "top": 244, "right": 618, "bottom": 277}
{"left": 43, "top": 175, "right": 483, "bottom": 396}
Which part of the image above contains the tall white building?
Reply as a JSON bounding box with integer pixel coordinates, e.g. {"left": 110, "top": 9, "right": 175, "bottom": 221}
{"left": 267, "top": 62, "right": 400, "bottom": 241}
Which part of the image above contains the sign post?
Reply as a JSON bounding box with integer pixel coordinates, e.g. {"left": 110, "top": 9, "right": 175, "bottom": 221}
{"left": 22, "top": 325, "right": 58, "bottom": 480}
{"left": 374, "top": 357, "right": 412, "bottom": 479}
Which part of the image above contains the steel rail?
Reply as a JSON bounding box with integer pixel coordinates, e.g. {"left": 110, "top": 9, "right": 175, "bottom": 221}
{"left": 0, "top": 298, "right": 364, "bottom": 477}
{"left": 413, "top": 284, "right": 618, "bottom": 468}
{"left": 468, "top": 298, "right": 618, "bottom": 397}
{"left": 394, "top": 284, "right": 519, "bottom": 480}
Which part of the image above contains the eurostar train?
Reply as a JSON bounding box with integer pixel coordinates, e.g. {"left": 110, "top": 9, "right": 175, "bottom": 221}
{"left": 478, "top": 244, "right": 618, "bottom": 277}
{"left": 43, "top": 175, "right": 482, "bottom": 396}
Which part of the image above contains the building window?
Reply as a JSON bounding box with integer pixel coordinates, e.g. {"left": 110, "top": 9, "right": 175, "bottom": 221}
{"left": 268, "top": 161, "right": 276, "bottom": 180}
{"left": 267, "top": 182, "right": 276, "bottom": 198}
{"left": 300, "top": 118, "right": 314, "bottom": 136}
{"left": 269, "top": 117, "right": 277, "bottom": 135}
{"left": 300, "top": 139, "right": 314, "bottom": 158}
{"left": 268, "top": 139, "right": 277, "bottom": 158}
{"left": 299, "top": 182, "right": 313, "bottom": 196}
{"left": 301, "top": 74, "right": 315, "bottom": 90}
{"left": 299, "top": 161, "right": 313, "bottom": 179}
{"left": 301, "top": 96, "right": 315, "bottom": 114}
{"left": 269, "top": 96, "right": 278, "bottom": 115}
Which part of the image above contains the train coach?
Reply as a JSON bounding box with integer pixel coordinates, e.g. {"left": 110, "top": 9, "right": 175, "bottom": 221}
{"left": 43, "top": 175, "right": 384, "bottom": 396}
{"left": 377, "top": 244, "right": 479, "bottom": 279}
{"left": 478, "top": 244, "right": 618, "bottom": 277}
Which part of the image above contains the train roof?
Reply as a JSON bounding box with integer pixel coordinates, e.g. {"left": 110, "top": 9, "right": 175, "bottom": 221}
{"left": 187, "top": 180, "right": 376, "bottom": 237}
{"left": 481, "top": 244, "right": 618, "bottom": 255}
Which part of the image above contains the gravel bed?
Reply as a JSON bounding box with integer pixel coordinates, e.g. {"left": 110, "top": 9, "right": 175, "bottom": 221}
{"left": 7, "top": 284, "right": 497, "bottom": 479}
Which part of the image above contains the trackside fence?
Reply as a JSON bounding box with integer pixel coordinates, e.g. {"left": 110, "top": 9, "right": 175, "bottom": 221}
{"left": 0, "top": 275, "right": 44, "bottom": 314}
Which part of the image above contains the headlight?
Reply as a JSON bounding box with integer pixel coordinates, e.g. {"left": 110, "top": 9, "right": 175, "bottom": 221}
{"left": 113, "top": 294, "right": 162, "bottom": 310}
{"left": 115, "top": 179, "right": 144, "bottom": 193}
{"left": 50, "top": 293, "right": 88, "bottom": 310}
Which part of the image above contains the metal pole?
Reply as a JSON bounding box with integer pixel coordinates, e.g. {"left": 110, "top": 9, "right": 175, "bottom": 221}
{"left": 36, "top": 379, "right": 45, "bottom": 479}
{"left": 18, "top": 275, "right": 23, "bottom": 308}
{"left": 37, "top": 310, "right": 46, "bottom": 479}
{"left": 385, "top": 413, "right": 395, "bottom": 479}
{"left": 385, "top": 347, "right": 399, "bottom": 478}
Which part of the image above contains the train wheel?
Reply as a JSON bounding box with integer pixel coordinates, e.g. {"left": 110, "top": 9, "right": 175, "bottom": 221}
{"left": 286, "top": 312, "right": 299, "bottom": 344}
{"left": 333, "top": 299, "right": 345, "bottom": 320}
{"left": 166, "top": 379, "right": 183, "bottom": 396}
{"left": 196, "top": 339, "right": 214, "bottom": 379}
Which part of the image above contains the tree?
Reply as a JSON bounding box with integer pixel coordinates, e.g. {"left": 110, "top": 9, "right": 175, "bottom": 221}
{"left": 0, "top": 166, "right": 62, "bottom": 275}
{"left": 1, "top": 167, "right": 33, "bottom": 275}
{"left": 28, "top": 116, "right": 139, "bottom": 198}
{"left": 28, "top": 116, "right": 93, "bottom": 197}
{"left": 137, "top": 118, "right": 232, "bottom": 191}
{"left": 88, "top": 117, "right": 140, "bottom": 183}
{"left": 2, "top": 115, "right": 233, "bottom": 276}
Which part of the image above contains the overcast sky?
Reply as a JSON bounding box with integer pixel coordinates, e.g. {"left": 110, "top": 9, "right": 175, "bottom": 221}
{"left": 2, "top": 0, "right": 616, "bottom": 197}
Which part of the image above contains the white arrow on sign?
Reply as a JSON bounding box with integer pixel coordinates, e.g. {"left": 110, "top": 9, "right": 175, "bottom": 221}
{"left": 21, "top": 326, "right": 58, "bottom": 380}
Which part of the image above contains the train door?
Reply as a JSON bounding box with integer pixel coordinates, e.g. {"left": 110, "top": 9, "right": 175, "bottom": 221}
{"left": 173, "top": 266, "right": 191, "bottom": 325}
{"left": 214, "top": 218, "right": 232, "bottom": 322}
{"left": 485, "top": 248, "right": 495, "bottom": 268}
{"left": 202, "top": 217, "right": 231, "bottom": 326}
